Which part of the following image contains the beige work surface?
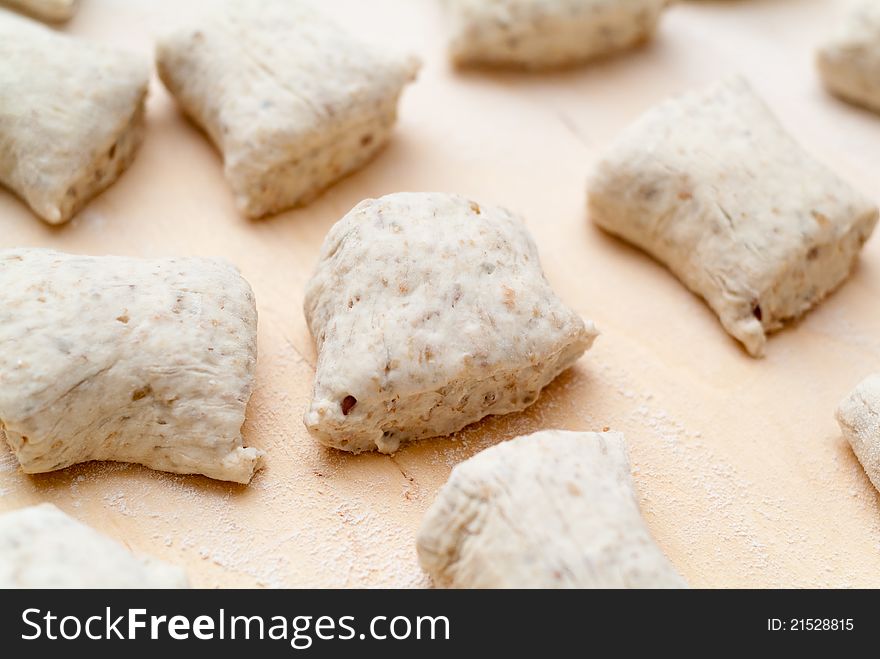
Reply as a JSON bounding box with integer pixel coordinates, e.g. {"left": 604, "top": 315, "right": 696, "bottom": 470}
{"left": 2, "top": 0, "right": 879, "bottom": 588}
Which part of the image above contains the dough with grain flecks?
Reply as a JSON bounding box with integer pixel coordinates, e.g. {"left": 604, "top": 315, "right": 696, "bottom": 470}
{"left": 416, "top": 430, "right": 687, "bottom": 588}
{"left": 588, "top": 77, "right": 878, "bottom": 357}
{"left": 817, "top": 0, "right": 880, "bottom": 114}
{"left": 0, "top": 249, "right": 263, "bottom": 484}
{"left": 304, "top": 193, "right": 597, "bottom": 454}
{"left": 0, "top": 9, "right": 149, "bottom": 225}
{"left": 156, "top": 0, "right": 420, "bottom": 219}
{"left": 0, "top": 0, "right": 77, "bottom": 22}
{"left": 445, "top": 0, "right": 667, "bottom": 69}
{"left": 0, "top": 504, "right": 188, "bottom": 588}
{"left": 836, "top": 374, "right": 880, "bottom": 494}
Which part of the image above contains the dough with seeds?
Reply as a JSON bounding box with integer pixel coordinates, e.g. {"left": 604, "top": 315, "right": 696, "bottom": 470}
{"left": 417, "top": 430, "right": 686, "bottom": 588}
{"left": 836, "top": 374, "right": 880, "bottom": 493}
{"left": 156, "top": 0, "right": 419, "bottom": 219}
{"left": 445, "top": 0, "right": 667, "bottom": 69}
{"left": 0, "top": 249, "right": 263, "bottom": 484}
{"left": 0, "top": 504, "right": 188, "bottom": 588}
{"left": 817, "top": 0, "right": 880, "bottom": 114}
{"left": 304, "top": 193, "right": 597, "bottom": 453}
{"left": 588, "top": 77, "right": 878, "bottom": 357}
{"left": 0, "top": 10, "right": 149, "bottom": 224}
{"left": 0, "top": 0, "right": 77, "bottom": 22}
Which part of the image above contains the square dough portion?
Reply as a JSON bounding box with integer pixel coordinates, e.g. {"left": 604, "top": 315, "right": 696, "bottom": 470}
{"left": 0, "top": 249, "right": 264, "bottom": 484}
{"left": 588, "top": 77, "right": 878, "bottom": 357}
{"left": 156, "top": 0, "right": 420, "bottom": 219}
{"left": 416, "top": 430, "right": 686, "bottom": 589}
{"left": 304, "top": 193, "right": 597, "bottom": 454}
{"left": 836, "top": 374, "right": 880, "bottom": 494}
{"left": 445, "top": 0, "right": 667, "bottom": 69}
{"left": 0, "top": 0, "right": 77, "bottom": 22}
{"left": 0, "top": 504, "right": 188, "bottom": 588}
{"left": 817, "top": 0, "right": 880, "bottom": 114}
{"left": 0, "top": 10, "right": 149, "bottom": 225}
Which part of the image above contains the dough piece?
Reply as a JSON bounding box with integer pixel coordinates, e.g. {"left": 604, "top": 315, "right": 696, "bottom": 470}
{"left": 156, "top": 0, "right": 420, "bottom": 219}
{"left": 588, "top": 77, "right": 878, "bottom": 357}
{"left": 0, "top": 504, "right": 188, "bottom": 588}
{"left": 0, "top": 10, "right": 149, "bottom": 225}
{"left": 817, "top": 1, "right": 880, "bottom": 114}
{"left": 417, "top": 430, "right": 686, "bottom": 588}
{"left": 0, "top": 249, "right": 263, "bottom": 484}
{"left": 0, "top": 0, "right": 78, "bottom": 22}
{"left": 836, "top": 374, "right": 880, "bottom": 493}
{"left": 304, "top": 193, "right": 597, "bottom": 454}
{"left": 445, "top": 0, "right": 667, "bottom": 69}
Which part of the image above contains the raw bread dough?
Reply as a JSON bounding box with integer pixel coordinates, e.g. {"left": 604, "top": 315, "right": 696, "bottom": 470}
{"left": 445, "top": 0, "right": 667, "bottom": 69}
{"left": 0, "top": 249, "right": 264, "bottom": 484}
{"left": 817, "top": 0, "right": 880, "bottom": 114}
{"left": 156, "top": 0, "right": 419, "bottom": 219}
{"left": 0, "top": 504, "right": 188, "bottom": 588}
{"left": 836, "top": 374, "right": 880, "bottom": 494}
{"left": 0, "top": 0, "right": 77, "bottom": 22}
{"left": 0, "top": 9, "right": 149, "bottom": 225}
{"left": 588, "top": 77, "right": 878, "bottom": 357}
{"left": 417, "top": 430, "right": 686, "bottom": 588}
{"left": 304, "top": 193, "right": 597, "bottom": 454}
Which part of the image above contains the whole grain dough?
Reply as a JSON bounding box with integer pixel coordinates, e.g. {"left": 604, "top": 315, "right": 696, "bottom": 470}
{"left": 417, "top": 430, "right": 686, "bottom": 588}
{"left": 0, "top": 504, "right": 188, "bottom": 588}
{"left": 0, "top": 9, "right": 149, "bottom": 225}
{"left": 588, "top": 77, "right": 878, "bottom": 357}
{"left": 0, "top": 249, "right": 263, "bottom": 484}
{"left": 304, "top": 193, "right": 597, "bottom": 454}
{"left": 836, "top": 374, "right": 880, "bottom": 494}
{"left": 156, "top": 0, "right": 419, "bottom": 219}
{"left": 817, "top": 0, "right": 880, "bottom": 114}
{"left": 0, "top": 0, "right": 77, "bottom": 22}
{"left": 445, "top": 0, "right": 667, "bottom": 69}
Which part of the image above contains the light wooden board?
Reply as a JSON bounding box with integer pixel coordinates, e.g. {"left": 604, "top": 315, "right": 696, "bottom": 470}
{"left": 2, "top": 0, "right": 879, "bottom": 588}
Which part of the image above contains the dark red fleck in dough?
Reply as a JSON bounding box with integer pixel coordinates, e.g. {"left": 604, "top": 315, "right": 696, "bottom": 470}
{"left": 341, "top": 395, "right": 358, "bottom": 415}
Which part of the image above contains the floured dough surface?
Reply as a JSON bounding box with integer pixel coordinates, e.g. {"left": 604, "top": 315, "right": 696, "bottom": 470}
{"left": 445, "top": 0, "right": 667, "bottom": 69}
{"left": 0, "top": 504, "right": 188, "bottom": 588}
{"left": 588, "top": 76, "right": 878, "bottom": 357}
{"left": 156, "top": 0, "right": 419, "bottom": 219}
{"left": 0, "top": 0, "right": 78, "bottom": 22}
{"left": 817, "top": 0, "right": 880, "bottom": 114}
{"left": 0, "top": 249, "right": 263, "bottom": 484}
{"left": 304, "top": 193, "right": 597, "bottom": 454}
{"left": 836, "top": 374, "right": 880, "bottom": 494}
{"left": 0, "top": 9, "right": 149, "bottom": 224}
{"left": 417, "top": 430, "right": 686, "bottom": 588}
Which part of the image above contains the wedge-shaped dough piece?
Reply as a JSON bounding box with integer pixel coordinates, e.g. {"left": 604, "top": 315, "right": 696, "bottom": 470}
{"left": 304, "top": 193, "right": 597, "bottom": 454}
{"left": 445, "top": 0, "right": 667, "bottom": 69}
{"left": 0, "top": 0, "right": 77, "bottom": 22}
{"left": 417, "top": 430, "right": 686, "bottom": 588}
{"left": 0, "top": 504, "right": 188, "bottom": 588}
{"left": 836, "top": 374, "right": 880, "bottom": 493}
{"left": 0, "top": 249, "right": 263, "bottom": 484}
{"left": 0, "top": 10, "right": 149, "bottom": 225}
{"left": 817, "top": 1, "right": 880, "bottom": 114}
{"left": 156, "top": 0, "right": 419, "bottom": 219}
{"left": 588, "top": 77, "right": 878, "bottom": 357}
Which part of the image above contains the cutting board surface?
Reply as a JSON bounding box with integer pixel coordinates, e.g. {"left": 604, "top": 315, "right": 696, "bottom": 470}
{"left": 1, "top": 0, "right": 879, "bottom": 588}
